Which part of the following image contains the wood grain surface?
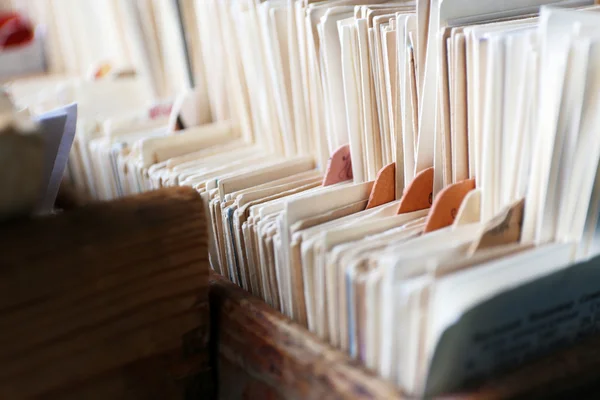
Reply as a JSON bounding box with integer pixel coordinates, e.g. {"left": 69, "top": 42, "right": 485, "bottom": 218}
{"left": 209, "top": 271, "right": 402, "bottom": 400}
{"left": 0, "top": 187, "right": 211, "bottom": 399}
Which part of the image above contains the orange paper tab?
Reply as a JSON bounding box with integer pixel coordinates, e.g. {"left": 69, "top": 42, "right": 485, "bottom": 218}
{"left": 322, "top": 144, "right": 353, "bottom": 186}
{"left": 366, "top": 163, "right": 395, "bottom": 209}
{"left": 424, "top": 178, "right": 476, "bottom": 233}
{"left": 397, "top": 167, "right": 434, "bottom": 214}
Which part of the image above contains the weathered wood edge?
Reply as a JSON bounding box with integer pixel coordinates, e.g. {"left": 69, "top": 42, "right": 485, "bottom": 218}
{"left": 209, "top": 271, "right": 403, "bottom": 400}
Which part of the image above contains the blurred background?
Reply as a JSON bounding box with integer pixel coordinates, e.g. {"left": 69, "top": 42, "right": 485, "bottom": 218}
{"left": 0, "top": 0, "right": 205, "bottom": 100}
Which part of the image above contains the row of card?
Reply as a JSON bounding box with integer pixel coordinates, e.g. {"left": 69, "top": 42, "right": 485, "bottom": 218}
{"left": 8, "top": 0, "right": 600, "bottom": 396}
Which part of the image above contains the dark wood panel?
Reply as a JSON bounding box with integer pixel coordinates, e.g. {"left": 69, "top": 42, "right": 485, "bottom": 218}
{"left": 0, "top": 187, "right": 211, "bottom": 399}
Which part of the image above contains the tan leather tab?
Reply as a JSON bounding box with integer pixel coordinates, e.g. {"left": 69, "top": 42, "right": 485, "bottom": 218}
{"left": 423, "top": 179, "right": 475, "bottom": 233}
{"left": 113, "top": 68, "right": 137, "bottom": 79}
{"left": 453, "top": 188, "right": 482, "bottom": 227}
{"left": 397, "top": 167, "right": 434, "bottom": 214}
{"left": 469, "top": 198, "right": 525, "bottom": 255}
{"left": 322, "top": 144, "right": 353, "bottom": 186}
{"left": 366, "top": 163, "right": 395, "bottom": 209}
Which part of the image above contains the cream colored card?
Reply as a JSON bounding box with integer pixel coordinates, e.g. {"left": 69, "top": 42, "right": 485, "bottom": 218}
{"left": 340, "top": 18, "right": 367, "bottom": 182}
{"left": 283, "top": 181, "right": 373, "bottom": 318}
{"left": 451, "top": 29, "right": 469, "bottom": 183}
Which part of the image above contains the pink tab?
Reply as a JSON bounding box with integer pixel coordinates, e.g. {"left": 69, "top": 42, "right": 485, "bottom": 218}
{"left": 149, "top": 102, "right": 174, "bottom": 120}
{"left": 322, "top": 144, "right": 353, "bottom": 186}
